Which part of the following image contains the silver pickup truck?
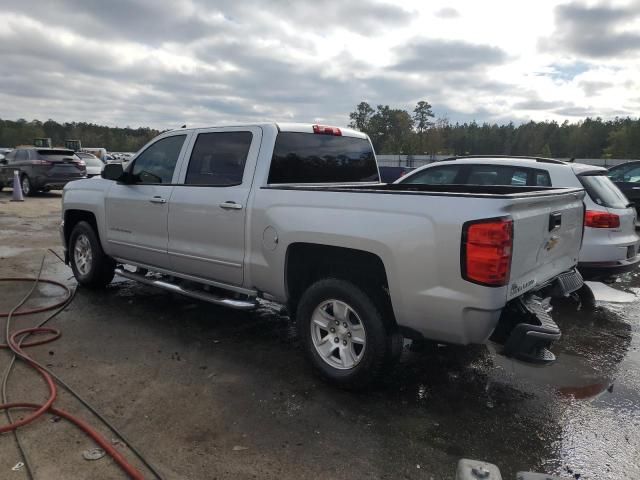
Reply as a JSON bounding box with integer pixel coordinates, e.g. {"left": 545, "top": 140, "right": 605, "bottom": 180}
{"left": 61, "top": 123, "right": 586, "bottom": 387}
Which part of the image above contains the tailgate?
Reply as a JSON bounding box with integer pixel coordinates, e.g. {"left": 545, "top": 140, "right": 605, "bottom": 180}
{"left": 506, "top": 190, "right": 585, "bottom": 300}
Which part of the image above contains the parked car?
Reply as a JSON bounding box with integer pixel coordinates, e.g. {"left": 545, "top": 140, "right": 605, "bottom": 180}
{"left": 608, "top": 161, "right": 640, "bottom": 215}
{"left": 379, "top": 166, "right": 415, "bottom": 183}
{"left": 0, "top": 147, "right": 86, "bottom": 195}
{"left": 76, "top": 152, "right": 105, "bottom": 177}
{"left": 396, "top": 156, "right": 640, "bottom": 279}
{"left": 60, "top": 124, "right": 586, "bottom": 387}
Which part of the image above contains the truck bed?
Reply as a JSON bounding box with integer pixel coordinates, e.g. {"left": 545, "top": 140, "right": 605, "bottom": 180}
{"left": 263, "top": 183, "right": 584, "bottom": 198}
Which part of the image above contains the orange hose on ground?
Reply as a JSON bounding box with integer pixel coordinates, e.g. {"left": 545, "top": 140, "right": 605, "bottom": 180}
{"left": 1, "top": 277, "right": 146, "bottom": 479}
{"left": 2, "top": 402, "right": 144, "bottom": 480}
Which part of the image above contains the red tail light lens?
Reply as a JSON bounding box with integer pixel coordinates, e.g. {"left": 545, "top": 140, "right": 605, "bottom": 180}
{"left": 462, "top": 218, "right": 513, "bottom": 286}
{"left": 585, "top": 210, "right": 620, "bottom": 228}
{"left": 312, "top": 124, "right": 342, "bottom": 136}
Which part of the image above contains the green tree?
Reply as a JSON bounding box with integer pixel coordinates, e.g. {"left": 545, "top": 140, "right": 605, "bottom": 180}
{"left": 348, "top": 102, "right": 375, "bottom": 133}
{"left": 413, "top": 101, "right": 434, "bottom": 134}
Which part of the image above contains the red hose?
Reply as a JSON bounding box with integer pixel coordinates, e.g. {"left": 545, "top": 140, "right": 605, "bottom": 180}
{"left": 0, "top": 278, "right": 71, "bottom": 317}
{"left": 0, "top": 328, "right": 58, "bottom": 433}
{"left": 1, "top": 279, "right": 146, "bottom": 479}
{"left": 2, "top": 402, "right": 144, "bottom": 480}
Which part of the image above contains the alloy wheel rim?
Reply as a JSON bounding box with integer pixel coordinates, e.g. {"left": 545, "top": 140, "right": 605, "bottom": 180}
{"left": 21, "top": 177, "right": 30, "bottom": 195}
{"left": 311, "top": 299, "right": 366, "bottom": 370}
{"left": 74, "top": 234, "right": 93, "bottom": 276}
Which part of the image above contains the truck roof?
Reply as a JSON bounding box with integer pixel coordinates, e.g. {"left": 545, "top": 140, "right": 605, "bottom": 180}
{"left": 166, "top": 123, "right": 368, "bottom": 139}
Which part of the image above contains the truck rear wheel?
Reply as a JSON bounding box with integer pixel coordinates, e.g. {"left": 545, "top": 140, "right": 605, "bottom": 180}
{"left": 297, "top": 278, "right": 395, "bottom": 389}
{"left": 69, "top": 221, "right": 115, "bottom": 288}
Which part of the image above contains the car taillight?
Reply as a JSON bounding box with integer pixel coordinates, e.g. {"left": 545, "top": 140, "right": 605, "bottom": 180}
{"left": 312, "top": 124, "right": 342, "bottom": 136}
{"left": 584, "top": 210, "right": 620, "bottom": 228}
{"left": 462, "top": 217, "right": 513, "bottom": 287}
{"left": 75, "top": 160, "right": 86, "bottom": 166}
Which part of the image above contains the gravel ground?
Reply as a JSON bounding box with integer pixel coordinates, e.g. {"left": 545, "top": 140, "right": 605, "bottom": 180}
{"left": 0, "top": 190, "right": 638, "bottom": 479}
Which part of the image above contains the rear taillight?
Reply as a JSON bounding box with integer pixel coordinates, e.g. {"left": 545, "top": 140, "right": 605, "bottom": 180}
{"left": 585, "top": 210, "right": 620, "bottom": 228}
{"left": 75, "top": 160, "right": 86, "bottom": 166}
{"left": 462, "top": 217, "right": 513, "bottom": 287}
{"left": 312, "top": 124, "right": 342, "bottom": 136}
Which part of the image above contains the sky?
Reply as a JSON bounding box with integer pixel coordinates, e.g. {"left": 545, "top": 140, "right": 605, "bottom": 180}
{"left": 0, "top": 0, "right": 639, "bottom": 129}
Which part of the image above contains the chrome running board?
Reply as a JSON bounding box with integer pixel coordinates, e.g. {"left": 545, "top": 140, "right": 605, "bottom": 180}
{"left": 114, "top": 268, "right": 257, "bottom": 310}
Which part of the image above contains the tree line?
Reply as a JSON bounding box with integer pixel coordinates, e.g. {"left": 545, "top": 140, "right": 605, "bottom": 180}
{"left": 2, "top": 108, "right": 640, "bottom": 158}
{"left": 349, "top": 101, "right": 640, "bottom": 159}
{"left": 0, "top": 118, "right": 160, "bottom": 152}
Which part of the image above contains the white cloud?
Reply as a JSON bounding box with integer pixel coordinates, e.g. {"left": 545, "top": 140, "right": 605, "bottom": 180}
{"left": 0, "top": 0, "right": 638, "bottom": 128}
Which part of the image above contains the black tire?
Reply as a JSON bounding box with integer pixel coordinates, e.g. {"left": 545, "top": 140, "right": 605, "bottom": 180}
{"left": 21, "top": 174, "right": 34, "bottom": 197}
{"left": 297, "top": 278, "right": 397, "bottom": 389}
{"left": 69, "top": 221, "right": 115, "bottom": 288}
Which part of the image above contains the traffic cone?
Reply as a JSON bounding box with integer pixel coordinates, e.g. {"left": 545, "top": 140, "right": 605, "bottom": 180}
{"left": 11, "top": 170, "right": 24, "bottom": 202}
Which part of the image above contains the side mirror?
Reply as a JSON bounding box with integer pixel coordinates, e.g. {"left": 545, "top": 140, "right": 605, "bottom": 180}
{"left": 102, "top": 162, "right": 124, "bottom": 181}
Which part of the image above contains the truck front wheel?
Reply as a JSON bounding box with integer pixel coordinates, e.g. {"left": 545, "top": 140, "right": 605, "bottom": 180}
{"left": 69, "top": 221, "right": 115, "bottom": 288}
{"left": 297, "top": 278, "right": 395, "bottom": 389}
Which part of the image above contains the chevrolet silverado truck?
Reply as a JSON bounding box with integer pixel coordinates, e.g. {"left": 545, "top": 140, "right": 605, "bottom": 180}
{"left": 60, "top": 123, "right": 586, "bottom": 387}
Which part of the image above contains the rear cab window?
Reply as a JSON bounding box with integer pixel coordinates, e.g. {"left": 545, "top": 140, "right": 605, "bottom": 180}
{"left": 268, "top": 132, "right": 379, "bottom": 184}
{"left": 579, "top": 173, "right": 629, "bottom": 209}
{"left": 35, "top": 149, "right": 78, "bottom": 161}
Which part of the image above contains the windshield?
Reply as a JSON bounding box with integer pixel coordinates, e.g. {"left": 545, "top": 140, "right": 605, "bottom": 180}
{"left": 579, "top": 173, "right": 629, "bottom": 209}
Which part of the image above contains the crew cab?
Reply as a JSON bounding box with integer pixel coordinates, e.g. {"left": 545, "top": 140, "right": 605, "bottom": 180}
{"left": 60, "top": 123, "right": 586, "bottom": 387}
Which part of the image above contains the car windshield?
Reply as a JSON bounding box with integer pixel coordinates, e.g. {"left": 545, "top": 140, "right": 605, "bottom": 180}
{"left": 579, "top": 173, "right": 629, "bottom": 209}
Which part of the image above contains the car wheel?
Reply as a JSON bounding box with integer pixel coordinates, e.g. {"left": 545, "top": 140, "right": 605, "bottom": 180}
{"left": 21, "top": 174, "right": 34, "bottom": 196}
{"left": 297, "top": 278, "right": 396, "bottom": 389}
{"left": 69, "top": 221, "right": 116, "bottom": 288}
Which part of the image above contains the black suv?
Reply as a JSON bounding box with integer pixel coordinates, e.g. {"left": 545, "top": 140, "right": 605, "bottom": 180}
{"left": 0, "top": 147, "right": 87, "bottom": 196}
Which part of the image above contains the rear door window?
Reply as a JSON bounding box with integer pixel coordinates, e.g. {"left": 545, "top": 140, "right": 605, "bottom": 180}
{"left": 402, "top": 165, "right": 462, "bottom": 184}
{"left": 185, "top": 131, "right": 253, "bottom": 186}
{"left": 534, "top": 171, "right": 551, "bottom": 186}
{"left": 131, "top": 135, "right": 186, "bottom": 184}
{"left": 268, "top": 132, "right": 378, "bottom": 184}
{"left": 579, "top": 174, "right": 629, "bottom": 209}
{"left": 15, "top": 150, "right": 27, "bottom": 162}
{"left": 466, "top": 165, "right": 541, "bottom": 186}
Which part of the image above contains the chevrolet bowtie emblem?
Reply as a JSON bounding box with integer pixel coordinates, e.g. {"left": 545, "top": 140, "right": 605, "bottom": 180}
{"left": 545, "top": 236, "right": 560, "bottom": 251}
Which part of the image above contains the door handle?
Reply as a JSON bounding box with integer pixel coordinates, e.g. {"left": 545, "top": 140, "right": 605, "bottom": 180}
{"left": 219, "top": 201, "right": 243, "bottom": 210}
{"left": 149, "top": 196, "right": 167, "bottom": 204}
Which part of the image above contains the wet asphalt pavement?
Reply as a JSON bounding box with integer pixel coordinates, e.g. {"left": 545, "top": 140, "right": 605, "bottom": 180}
{"left": 0, "top": 192, "right": 639, "bottom": 479}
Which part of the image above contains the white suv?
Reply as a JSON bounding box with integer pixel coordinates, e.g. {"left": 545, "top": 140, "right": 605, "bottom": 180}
{"left": 396, "top": 156, "right": 640, "bottom": 279}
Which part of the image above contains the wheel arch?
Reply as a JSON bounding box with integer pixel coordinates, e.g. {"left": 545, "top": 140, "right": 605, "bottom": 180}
{"left": 284, "top": 242, "right": 396, "bottom": 327}
{"left": 64, "top": 210, "right": 101, "bottom": 262}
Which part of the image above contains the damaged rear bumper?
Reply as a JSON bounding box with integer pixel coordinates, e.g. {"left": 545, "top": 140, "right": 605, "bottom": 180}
{"left": 491, "top": 268, "right": 583, "bottom": 365}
